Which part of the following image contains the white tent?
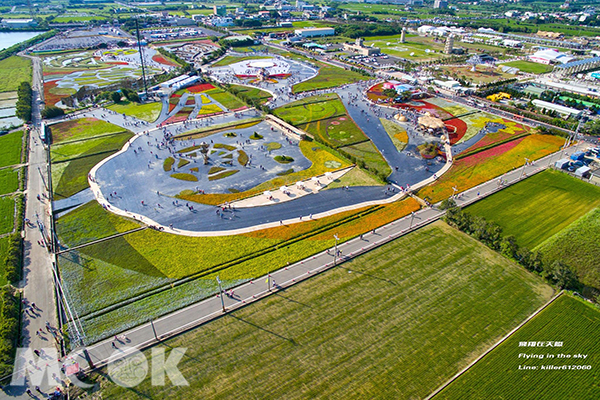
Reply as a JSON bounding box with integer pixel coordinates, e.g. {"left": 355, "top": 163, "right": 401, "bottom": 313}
{"left": 575, "top": 166, "right": 591, "bottom": 178}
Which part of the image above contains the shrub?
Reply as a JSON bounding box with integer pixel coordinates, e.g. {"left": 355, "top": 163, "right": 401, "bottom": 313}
{"left": 163, "top": 157, "right": 175, "bottom": 172}
{"left": 15, "top": 82, "right": 32, "bottom": 122}
{"left": 171, "top": 173, "right": 198, "bottom": 182}
{"left": 0, "top": 287, "right": 20, "bottom": 377}
{"left": 4, "top": 233, "right": 22, "bottom": 283}
{"left": 274, "top": 155, "right": 294, "bottom": 164}
{"left": 250, "top": 132, "right": 263, "bottom": 140}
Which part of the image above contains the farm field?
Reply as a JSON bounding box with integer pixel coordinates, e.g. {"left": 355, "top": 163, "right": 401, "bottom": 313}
{"left": 107, "top": 101, "right": 162, "bottom": 122}
{"left": 58, "top": 198, "right": 421, "bottom": 341}
{"left": 0, "top": 168, "right": 19, "bottom": 195}
{"left": 436, "top": 295, "right": 600, "bottom": 400}
{"left": 0, "top": 56, "right": 32, "bottom": 93}
{"left": 292, "top": 63, "right": 369, "bottom": 93}
{"left": 467, "top": 169, "right": 600, "bottom": 249}
{"left": 94, "top": 222, "right": 553, "bottom": 399}
{"left": 537, "top": 207, "right": 600, "bottom": 292}
{"left": 0, "top": 196, "right": 15, "bottom": 235}
{"left": 500, "top": 60, "right": 554, "bottom": 74}
{"left": 0, "top": 130, "right": 23, "bottom": 168}
{"left": 418, "top": 134, "right": 564, "bottom": 204}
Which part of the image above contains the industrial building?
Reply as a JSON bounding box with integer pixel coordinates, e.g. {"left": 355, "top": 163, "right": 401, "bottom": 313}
{"left": 343, "top": 38, "right": 380, "bottom": 56}
{"left": 294, "top": 27, "right": 335, "bottom": 38}
{"left": 532, "top": 99, "right": 582, "bottom": 118}
{"left": 1, "top": 19, "right": 38, "bottom": 29}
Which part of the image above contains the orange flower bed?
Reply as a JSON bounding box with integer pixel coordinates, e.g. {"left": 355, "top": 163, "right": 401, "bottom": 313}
{"left": 243, "top": 197, "right": 420, "bottom": 242}
{"left": 418, "top": 134, "right": 564, "bottom": 203}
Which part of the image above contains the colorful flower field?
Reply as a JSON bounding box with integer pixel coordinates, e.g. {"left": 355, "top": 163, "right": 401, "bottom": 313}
{"left": 418, "top": 134, "right": 564, "bottom": 203}
{"left": 43, "top": 81, "right": 72, "bottom": 106}
{"left": 186, "top": 83, "right": 216, "bottom": 93}
{"left": 164, "top": 107, "right": 194, "bottom": 124}
{"left": 458, "top": 119, "right": 531, "bottom": 157}
{"left": 152, "top": 54, "right": 179, "bottom": 67}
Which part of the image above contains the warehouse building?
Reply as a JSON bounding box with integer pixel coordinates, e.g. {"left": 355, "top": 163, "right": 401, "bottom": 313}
{"left": 294, "top": 27, "right": 335, "bottom": 38}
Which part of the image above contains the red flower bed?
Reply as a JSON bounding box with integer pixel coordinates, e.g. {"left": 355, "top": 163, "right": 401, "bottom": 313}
{"left": 464, "top": 121, "right": 530, "bottom": 154}
{"left": 43, "top": 70, "right": 81, "bottom": 77}
{"left": 461, "top": 137, "right": 525, "bottom": 167}
{"left": 106, "top": 61, "right": 129, "bottom": 65}
{"left": 164, "top": 115, "right": 189, "bottom": 124}
{"left": 185, "top": 98, "right": 195, "bottom": 106}
{"left": 444, "top": 118, "right": 467, "bottom": 144}
{"left": 186, "top": 83, "right": 215, "bottom": 93}
{"left": 43, "top": 81, "right": 70, "bottom": 106}
{"left": 152, "top": 54, "right": 179, "bottom": 67}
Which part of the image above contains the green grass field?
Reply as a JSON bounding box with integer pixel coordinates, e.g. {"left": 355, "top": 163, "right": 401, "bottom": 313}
{"left": 0, "top": 168, "right": 19, "bottom": 195}
{"left": 436, "top": 295, "right": 600, "bottom": 400}
{"left": 537, "top": 207, "right": 600, "bottom": 292}
{"left": 205, "top": 88, "right": 246, "bottom": 110}
{"left": 0, "top": 130, "right": 23, "bottom": 168}
{"left": 107, "top": 101, "right": 162, "bottom": 122}
{"left": 274, "top": 93, "right": 346, "bottom": 125}
{"left": 212, "top": 55, "right": 272, "bottom": 67}
{"left": 467, "top": 170, "right": 600, "bottom": 250}
{"left": 340, "top": 141, "right": 391, "bottom": 177}
{"left": 50, "top": 118, "right": 126, "bottom": 144}
{"left": 50, "top": 132, "right": 132, "bottom": 163}
{"left": 0, "top": 56, "right": 32, "bottom": 93}
{"left": 230, "top": 84, "right": 272, "bottom": 105}
{"left": 500, "top": 60, "right": 554, "bottom": 74}
{"left": 95, "top": 222, "right": 553, "bottom": 399}
{"left": 292, "top": 64, "right": 370, "bottom": 93}
{"left": 58, "top": 197, "right": 420, "bottom": 340}
{"left": 0, "top": 196, "right": 15, "bottom": 235}
{"left": 56, "top": 200, "right": 141, "bottom": 247}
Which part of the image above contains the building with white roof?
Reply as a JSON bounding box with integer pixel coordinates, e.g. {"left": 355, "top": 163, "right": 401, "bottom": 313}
{"left": 529, "top": 49, "right": 575, "bottom": 65}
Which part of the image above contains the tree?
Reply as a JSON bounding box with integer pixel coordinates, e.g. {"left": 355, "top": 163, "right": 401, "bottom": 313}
{"left": 548, "top": 261, "right": 576, "bottom": 289}
{"left": 439, "top": 198, "right": 457, "bottom": 211}
{"left": 500, "top": 235, "right": 518, "bottom": 259}
{"left": 15, "top": 82, "right": 32, "bottom": 122}
{"left": 111, "top": 91, "right": 122, "bottom": 103}
{"left": 41, "top": 106, "right": 64, "bottom": 119}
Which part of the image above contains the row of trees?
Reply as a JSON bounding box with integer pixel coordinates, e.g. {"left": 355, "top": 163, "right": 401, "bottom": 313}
{"left": 442, "top": 201, "right": 578, "bottom": 290}
{"left": 15, "top": 82, "right": 32, "bottom": 123}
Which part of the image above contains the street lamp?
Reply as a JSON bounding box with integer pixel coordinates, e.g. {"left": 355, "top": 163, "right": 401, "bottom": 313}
{"left": 333, "top": 234, "right": 339, "bottom": 266}
{"left": 520, "top": 158, "right": 530, "bottom": 179}
{"left": 216, "top": 276, "right": 225, "bottom": 312}
{"left": 410, "top": 211, "right": 415, "bottom": 228}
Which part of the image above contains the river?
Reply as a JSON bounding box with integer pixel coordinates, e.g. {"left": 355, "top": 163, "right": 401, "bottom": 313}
{"left": 0, "top": 31, "right": 43, "bottom": 51}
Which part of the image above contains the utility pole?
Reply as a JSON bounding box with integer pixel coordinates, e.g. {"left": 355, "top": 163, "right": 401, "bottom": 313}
{"left": 135, "top": 16, "right": 148, "bottom": 99}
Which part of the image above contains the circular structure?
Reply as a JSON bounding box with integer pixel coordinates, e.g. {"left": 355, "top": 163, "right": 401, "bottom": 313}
{"left": 228, "top": 58, "right": 291, "bottom": 78}
{"left": 247, "top": 60, "right": 276, "bottom": 69}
